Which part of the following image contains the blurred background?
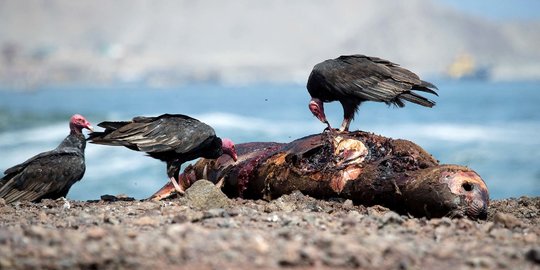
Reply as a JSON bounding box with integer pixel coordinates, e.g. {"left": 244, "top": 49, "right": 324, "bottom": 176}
{"left": 0, "top": 0, "right": 538, "bottom": 200}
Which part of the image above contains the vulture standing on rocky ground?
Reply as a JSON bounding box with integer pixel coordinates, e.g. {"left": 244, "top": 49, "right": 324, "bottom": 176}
{"left": 0, "top": 114, "right": 93, "bottom": 203}
{"left": 88, "top": 114, "right": 238, "bottom": 193}
{"left": 307, "top": 54, "right": 438, "bottom": 132}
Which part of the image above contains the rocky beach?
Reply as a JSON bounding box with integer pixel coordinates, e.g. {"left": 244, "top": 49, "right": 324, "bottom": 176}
{"left": 1, "top": 1, "right": 539, "bottom": 269}
{"left": 0, "top": 181, "right": 538, "bottom": 270}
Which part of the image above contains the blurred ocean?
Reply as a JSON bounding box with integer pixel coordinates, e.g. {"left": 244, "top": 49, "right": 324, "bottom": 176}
{"left": 0, "top": 81, "right": 539, "bottom": 200}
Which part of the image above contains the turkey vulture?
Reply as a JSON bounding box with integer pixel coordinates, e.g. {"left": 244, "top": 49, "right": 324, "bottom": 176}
{"left": 0, "top": 114, "right": 93, "bottom": 203}
{"left": 307, "top": 54, "right": 438, "bottom": 132}
{"left": 87, "top": 114, "right": 238, "bottom": 193}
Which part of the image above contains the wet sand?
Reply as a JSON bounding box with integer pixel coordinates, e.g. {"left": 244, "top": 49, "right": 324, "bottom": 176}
{"left": 0, "top": 185, "right": 538, "bottom": 269}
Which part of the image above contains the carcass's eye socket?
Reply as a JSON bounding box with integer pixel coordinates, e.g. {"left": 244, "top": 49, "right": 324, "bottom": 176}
{"left": 462, "top": 182, "right": 473, "bottom": 192}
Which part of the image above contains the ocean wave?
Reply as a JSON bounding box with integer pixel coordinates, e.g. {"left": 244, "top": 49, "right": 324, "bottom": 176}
{"left": 373, "top": 122, "right": 539, "bottom": 144}
{"left": 192, "top": 112, "right": 539, "bottom": 144}
{"left": 0, "top": 123, "right": 67, "bottom": 147}
{"left": 1, "top": 113, "right": 537, "bottom": 151}
{"left": 194, "top": 112, "right": 321, "bottom": 137}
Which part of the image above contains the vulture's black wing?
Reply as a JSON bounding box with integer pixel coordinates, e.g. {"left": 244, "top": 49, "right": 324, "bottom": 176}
{"left": 308, "top": 55, "right": 438, "bottom": 107}
{"left": 89, "top": 114, "right": 216, "bottom": 155}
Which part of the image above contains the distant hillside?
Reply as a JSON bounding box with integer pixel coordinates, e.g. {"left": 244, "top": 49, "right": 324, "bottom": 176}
{"left": 1, "top": 0, "right": 539, "bottom": 87}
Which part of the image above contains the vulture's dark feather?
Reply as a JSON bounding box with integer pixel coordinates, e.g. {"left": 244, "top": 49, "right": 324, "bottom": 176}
{"left": 88, "top": 114, "right": 225, "bottom": 180}
{"left": 0, "top": 133, "right": 87, "bottom": 204}
{"left": 307, "top": 54, "right": 438, "bottom": 130}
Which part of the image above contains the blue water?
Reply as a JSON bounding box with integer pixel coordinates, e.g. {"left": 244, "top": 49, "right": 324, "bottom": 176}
{"left": 0, "top": 81, "right": 539, "bottom": 200}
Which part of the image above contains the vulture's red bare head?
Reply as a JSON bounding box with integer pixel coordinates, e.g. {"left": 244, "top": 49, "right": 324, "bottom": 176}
{"left": 70, "top": 114, "right": 94, "bottom": 133}
{"left": 221, "top": 138, "right": 238, "bottom": 162}
{"left": 309, "top": 98, "right": 328, "bottom": 125}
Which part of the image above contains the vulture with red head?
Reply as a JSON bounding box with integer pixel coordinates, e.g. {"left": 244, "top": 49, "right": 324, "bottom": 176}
{"left": 88, "top": 114, "right": 237, "bottom": 193}
{"left": 0, "top": 114, "right": 93, "bottom": 203}
{"left": 307, "top": 54, "right": 438, "bottom": 132}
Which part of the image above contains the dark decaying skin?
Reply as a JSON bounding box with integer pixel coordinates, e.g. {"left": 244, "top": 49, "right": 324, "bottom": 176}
{"left": 152, "top": 132, "right": 489, "bottom": 219}
{"left": 307, "top": 54, "right": 438, "bottom": 132}
{"left": 0, "top": 114, "right": 93, "bottom": 203}
{"left": 88, "top": 114, "right": 237, "bottom": 192}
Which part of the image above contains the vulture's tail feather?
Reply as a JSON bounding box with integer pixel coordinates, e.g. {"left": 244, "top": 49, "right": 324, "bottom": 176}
{"left": 400, "top": 91, "right": 436, "bottom": 108}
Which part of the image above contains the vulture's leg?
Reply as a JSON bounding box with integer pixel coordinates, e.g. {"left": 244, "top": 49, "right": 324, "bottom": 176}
{"left": 166, "top": 160, "right": 185, "bottom": 194}
{"left": 339, "top": 100, "right": 357, "bottom": 132}
{"left": 339, "top": 119, "right": 352, "bottom": 133}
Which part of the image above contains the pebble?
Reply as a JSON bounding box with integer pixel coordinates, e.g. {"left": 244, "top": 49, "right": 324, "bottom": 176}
{"left": 430, "top": 217, "right": 453, "bottom": 227}
{"left": 268, "top": 197, "right": 297, "bottom": 212}
{"left": 134, "top": 216, "right": 159, "bottom": 227}
{"left": 171, "top": 214, "right": 189, "bottom": 224}
{"left": 166, "top": 224, "right": 188, "bottom": 238}
{"left": 380, "top": 211, "right": 404, "bottom": 227}
{"left": 367, "top": 205, "right": 391, "bottom": 217}
{"left": 267, "top": 214, "right": 280, "bottom": 223}
{"left": 62, "top": 198, "right": 71, "bottom": 209}
{"left": 86, "top": 227, "right": 107, "bottom": 240}
{"left": 103, "top": 215, "right": 120, "bottom": 225}
{"left": 523, "top": 232, "right": 538, "bottom": 244}
{"left": 251, "top": 235, "right": 270, "bottom": 253}
{"left": 281, "top": 216, "right": 302, "bottom": 226}
{"left": 489, "top": 228, "right": 512, "bottom": 240}
{"left": 526, "top": 248, "right": 540, "bottom": 264}
{"left": 24, "top": 226, "right": 49, "bottom": 240}
{"left": 345, "top": 210, "right": 363, "bottom": 222}
{"left": 217, "top": 218, "right": 238, "bottom": 228}
{"left": 466, "top": 256, "right": 493, "bottom": 268}
{"left": 38, "top": 212, "right": 49, "bottom": 223}
{"left": 342, "top": 199, "right": 354, "bottom": 209}
{"left": 203, "top": 208, "right": 226, "bottom": 219}
{"left": 278, "top": 245, "right": 314, "bottom": 267}
{"left": 125, "top": 229, "right": 138, "bottom": 239}
{"left": 493, "top": 212, "right": 523, "bottom": 229}
{"left": 0, "top": 258, "right": 12, "bottom": 269}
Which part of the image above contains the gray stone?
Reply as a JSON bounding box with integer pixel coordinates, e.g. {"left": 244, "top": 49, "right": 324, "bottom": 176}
{"left": 184, "top": 180, "right": 230, "bottom": 210}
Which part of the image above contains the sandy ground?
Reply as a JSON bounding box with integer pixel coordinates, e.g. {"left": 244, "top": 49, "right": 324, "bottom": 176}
{"left": 0, "top": 181, "right": 539, "bottom": 270}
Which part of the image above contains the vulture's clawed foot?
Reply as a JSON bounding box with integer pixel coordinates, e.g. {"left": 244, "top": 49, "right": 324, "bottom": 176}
{"left": 322, "top": 123, "right": 338, "bottom": 135}
{"left": 169, "top": 177, "right": 185, "bottom": 195}
{"left": 215, "top": 176, "right": 226, "bottom": 189}
{"left": 322, "top": 127, "right": 334, "bottom": 134}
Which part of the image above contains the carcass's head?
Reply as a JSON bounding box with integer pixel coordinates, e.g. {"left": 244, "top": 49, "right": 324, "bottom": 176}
{"left": 221, "top": 138, "right": 238, "bottom": 162}
{"left": 70, "top": 114, "right": 94, "bottom": 133}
